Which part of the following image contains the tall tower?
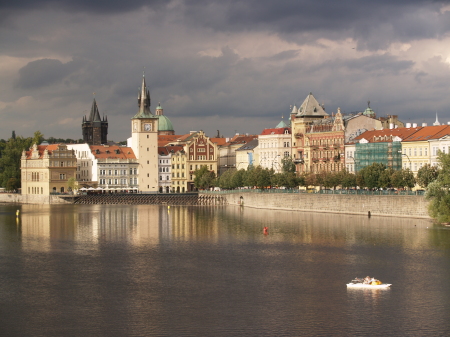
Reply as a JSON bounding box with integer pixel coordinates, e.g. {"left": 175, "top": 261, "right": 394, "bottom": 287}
{"left": 82, "top": 98, "right": 108, "bottom": 145}
{"left": 131, "top": 73, "right": 159, "bottom": 192}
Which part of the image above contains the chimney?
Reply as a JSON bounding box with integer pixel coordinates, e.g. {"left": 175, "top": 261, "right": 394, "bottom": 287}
{"left": 389, "top": 123, "right": 394, "bottom": 129}
{"left": 422, "top": 123, "right": 428, "bottom": 127}
{"left": 412, "top": 123, "right": 417, "bottom": 127}
{"left": 406, "top": 123, "right": 411, "bottom": 128}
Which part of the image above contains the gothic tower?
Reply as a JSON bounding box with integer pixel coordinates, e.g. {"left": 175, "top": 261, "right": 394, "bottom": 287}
{"left": 82, "top": 98, "right": 108, "bottom": 145}
{"left": 131, "top": 73, "right": 159, "bottom": 192}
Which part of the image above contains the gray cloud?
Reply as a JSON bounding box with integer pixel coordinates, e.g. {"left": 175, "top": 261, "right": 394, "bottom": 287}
{"left": 1, "top": 1, "right": 450, "bottom": 141}
{"left": 16, "top": 58, "right": 82, "bottom": 89}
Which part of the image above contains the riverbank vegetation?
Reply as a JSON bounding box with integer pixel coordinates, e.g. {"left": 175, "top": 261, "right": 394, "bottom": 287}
{"left": 193, "top": 160, "right": 428, "bottom": 192}
{"left": 425, "top": 152, "right": 450, "bottom": 223}
{"left": 0, "top": 131, "right": 44, "bottom": 191}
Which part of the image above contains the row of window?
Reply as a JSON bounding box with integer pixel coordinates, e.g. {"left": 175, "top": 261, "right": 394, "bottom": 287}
{"left": 99, "top": 178, "right": 137, "bottom": 185}
{"left": 404, "top": 147, "right": 428, "bottom": 157}
{"left": 99, "top": 169, "right": 137, "bottom": 175}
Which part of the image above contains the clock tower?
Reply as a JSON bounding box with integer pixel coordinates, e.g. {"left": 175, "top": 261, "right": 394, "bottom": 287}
{"left": 131, "top": 73, "right": 159, "bottom": 192}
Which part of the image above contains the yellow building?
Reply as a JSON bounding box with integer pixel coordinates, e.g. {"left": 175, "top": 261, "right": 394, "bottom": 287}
{"left": 171, "top": 149, "right": 188, "bottom": 193}
{"left": 21, "top": 144, "right": 77, "bottom": 195}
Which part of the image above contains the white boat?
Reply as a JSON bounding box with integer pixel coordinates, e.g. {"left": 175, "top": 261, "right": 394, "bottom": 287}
{"left": 347, "top": 277, "right": 391, "bottom": 289}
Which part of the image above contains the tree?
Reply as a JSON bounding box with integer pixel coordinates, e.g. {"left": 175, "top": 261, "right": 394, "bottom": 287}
{"left": 281, "top": 156, "right": 296, "bottom": 173}
{"left": 231, "top": 169, "right": 247, "bottom": 188}
{"left": 379, "top": 167, "right": 394, "bottom": 189}
{"left": 417, "top": 164, "right": 439, "bottom": 188}
{"left": 32, "top": 131, "right": 44, "bottom": 146}
{"left": 340, "top": 170, "right": 357, "bottom": 189}
{"left": 218, "top": 169, "right": 234, "bottom": 189}
{"left": 0, "top": 135, "right": 33, "bottom": 188}
{"left": 391, "top": 169, "right": 415, "bottom": 190}
{"left": 67, "top": 177, "right": 78, "bottom": 192}
{"left": 361, "top": 163, "right": 386, "bottom": 189}
{"left": 193, "top": 165, "right": 215, "bottom": 190}
{"left": 426, "top": 152, "right": 450, "bottom": 222}
{"left": 5, "top": 177, "right": 18, "bottom": 191}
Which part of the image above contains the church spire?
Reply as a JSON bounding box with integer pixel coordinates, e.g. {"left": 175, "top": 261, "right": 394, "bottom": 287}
{"left": 88, "top": 98, "right": 101, "bottom": 122}
{"left": 433, "top": 111, "right": 440, "bottom": 126}
{"left": 135, "top": 71, "right": 152, "bottom": 118}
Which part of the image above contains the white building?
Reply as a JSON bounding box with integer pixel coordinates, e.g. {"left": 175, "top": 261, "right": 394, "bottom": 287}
{"left": 257, "top": 119, "right": 291, "bottom": 173}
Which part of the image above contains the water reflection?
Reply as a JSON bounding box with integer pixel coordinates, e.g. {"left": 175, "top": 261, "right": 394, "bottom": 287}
{"left": 1, "top": 204, "right": 450, "bottom": 336}
{"left": 14, "top": 204, "right": 437, "bottom": 250}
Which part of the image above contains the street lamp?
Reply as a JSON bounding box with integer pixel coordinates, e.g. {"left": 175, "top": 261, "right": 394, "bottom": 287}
{"left": 272, "top": 155, "right": 281, "bottom": 172}
{"left": 398, "top": 150, "right": 411, "bottom": 170}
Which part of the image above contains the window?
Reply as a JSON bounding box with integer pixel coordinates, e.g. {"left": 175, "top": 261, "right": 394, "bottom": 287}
{"left": 59, "top": 174, "right": 66, "bottom": 180}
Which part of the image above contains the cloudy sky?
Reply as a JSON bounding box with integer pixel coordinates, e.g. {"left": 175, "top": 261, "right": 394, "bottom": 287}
{"left": 2, "top": 0, "right": 450, "bottom": 142}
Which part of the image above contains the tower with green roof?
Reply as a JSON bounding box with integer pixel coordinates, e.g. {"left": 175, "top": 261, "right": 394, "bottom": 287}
{"left": 155, "top": 102, "right": 175, "bottom": 135}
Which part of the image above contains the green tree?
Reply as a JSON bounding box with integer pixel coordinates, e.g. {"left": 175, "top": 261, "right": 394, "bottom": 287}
{"left": 231, "top": 169, "right": 247, "bottom": 188}
{"left": 361, "top": 163, "right": 386, "bottom": 189}
{"left": 417, "top": 164, "right": 439, "bottom": 188}
{"left": 218, "top": 169, "right": 234, "bottom": 189}
{"left": 379, "top": 167, "right": 394, "bottom": 189}
{"left": 194, "top": 165, "right": 216, "bottom": 190}
{"left": 426, "top": 152, "right": 450, "bottom": 222}
{"left": 391, "top": 169, "right": 415, "bottom": 190}
{"left": 67, "top": 177, "right": 78, "bottom": 192}
{"left": 32, "top": 131, "right": 44, "bottom": 145}
{"left": 5, "top": 177, "right": 18, "bottom": 191}
{"left": 0, "top": 135, "right": 33, "bottom": 188}
{"left": 281, "top": 156, "right": 296, "bottom": 173}
{"left": 340, "top": 170, "right": 357, "bottom": 189}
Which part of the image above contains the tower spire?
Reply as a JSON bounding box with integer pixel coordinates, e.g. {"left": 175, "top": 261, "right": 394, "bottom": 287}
{"left": 433, "top": 111, "right": 440, "bottom": 126}
{"left": 136, "top": 71, "right": 152, "bottom": 118}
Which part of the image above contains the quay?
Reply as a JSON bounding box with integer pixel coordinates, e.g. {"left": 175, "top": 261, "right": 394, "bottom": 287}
{"left": 0, "top": 190, "right": 430, "bottom": 219}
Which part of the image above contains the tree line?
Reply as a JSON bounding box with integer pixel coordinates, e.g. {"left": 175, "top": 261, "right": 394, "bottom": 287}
{"left": 193, "top": 158, "right": 440, "bottom": 191}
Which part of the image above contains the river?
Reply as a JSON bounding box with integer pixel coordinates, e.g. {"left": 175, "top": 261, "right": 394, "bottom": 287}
{"left": 0, "top": 204, "right": 449, "bottom": 336}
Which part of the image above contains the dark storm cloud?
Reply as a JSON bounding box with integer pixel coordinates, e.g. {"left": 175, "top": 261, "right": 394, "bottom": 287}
{"left": 16, "top": 58, "right": 82, "bottom": 89}
{"left": 181, "top": 0, "right": 449, "bottom": 50}
{"left": 0, "top": 0, "right": 166, "bottom": 14}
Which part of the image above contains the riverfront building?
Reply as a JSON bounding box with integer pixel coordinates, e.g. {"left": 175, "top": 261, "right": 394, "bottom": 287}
{"left": 290, "top": 93, "right": 345, "bottom": 174}
{"left": 21, "top": 144, "right": 77, "bottom": 195}
{"left": 218, "top": 134, "right": 258, "bottom": 175}
{"left": 257, "top": 119, "right": 291, "bottom": 173}
{"left": 68, "top": 143, "right": 139, "bottom": 191}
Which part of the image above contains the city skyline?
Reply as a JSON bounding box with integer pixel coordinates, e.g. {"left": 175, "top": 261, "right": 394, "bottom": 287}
{"left": 2, "top": 1, "right": 450, "bottom": 141}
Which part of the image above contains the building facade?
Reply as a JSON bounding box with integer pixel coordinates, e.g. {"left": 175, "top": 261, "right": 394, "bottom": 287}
{"left": 257, "top": 120, "right": 291, "bottom": 173}
{"left": 21, "top": 144, "right": 77, "bottom": 195}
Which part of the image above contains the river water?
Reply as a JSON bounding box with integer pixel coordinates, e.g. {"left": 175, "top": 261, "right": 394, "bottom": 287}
{"left": 0, "top": 203, "right": 449, "bottom": 336}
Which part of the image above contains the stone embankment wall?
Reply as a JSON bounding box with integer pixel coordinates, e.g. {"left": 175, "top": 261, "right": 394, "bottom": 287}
{"left": 0, "top": 193, "right": 71, "bottom": 204}
{"left": 212, "top": 192, "right": 430, "bottom": 219}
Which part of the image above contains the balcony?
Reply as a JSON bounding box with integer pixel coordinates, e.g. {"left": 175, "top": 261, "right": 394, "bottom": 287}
{"left": 293, "top": 158, "right": 304, "bottom": 164}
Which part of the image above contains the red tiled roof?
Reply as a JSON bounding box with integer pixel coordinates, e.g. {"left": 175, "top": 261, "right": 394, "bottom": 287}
{"left": 402, "top": 125, "right": 450, "bottom": 142}
{"left": 210, "top": 137, "right": 227, "bottom": 146}
{"left": 221, "top": 135, "right": 258, "bottom": 146}
{"left": 158, "top": 145, "right": 184, "bottom": 155}
{"left": 25, "top": 144, "right": 61, "bottom": 159}
{"left": 354, "top": 127, "right": 422, "bottom": 143}
{"left": 260, "top": 127, "right": 291, "bottom": 135}
{"left": 90, "top": 145, "right": 136, "bottom": 159}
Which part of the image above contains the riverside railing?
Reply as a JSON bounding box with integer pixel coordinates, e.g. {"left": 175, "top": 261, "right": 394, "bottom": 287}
{"left": 202, "top": 189, "right": 425, "bottom": 196}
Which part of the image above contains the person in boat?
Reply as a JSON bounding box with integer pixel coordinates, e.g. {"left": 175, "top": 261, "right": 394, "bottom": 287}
{"left": 364, "top": 276, "right": 371, "bottom": 284}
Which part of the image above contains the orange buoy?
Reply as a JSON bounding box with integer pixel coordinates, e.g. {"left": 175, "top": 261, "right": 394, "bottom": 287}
{"left": 263, "top": 227, "right": 268, "bottom": 235}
